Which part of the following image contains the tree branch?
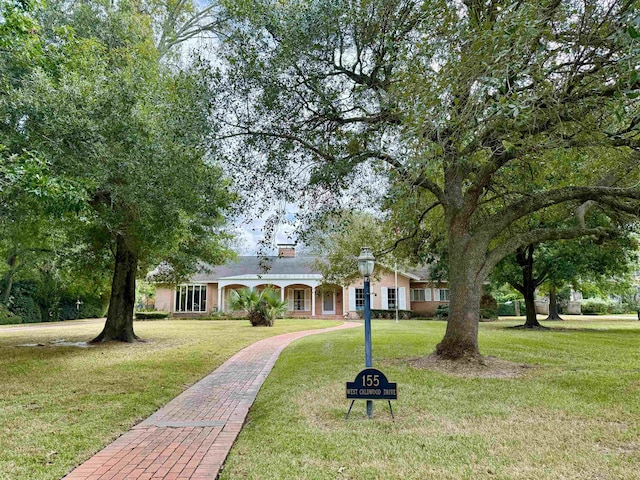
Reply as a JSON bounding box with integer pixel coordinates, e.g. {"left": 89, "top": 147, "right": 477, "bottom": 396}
{"left": 485, "top": 186, "right": 640, "bottom": 241}
{"left": 482, "top": 226, "right": 608, "bottom": 278}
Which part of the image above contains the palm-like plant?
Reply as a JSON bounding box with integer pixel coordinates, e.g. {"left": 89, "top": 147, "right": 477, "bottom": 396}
{"left": 228, "top": 288, "right": 286, "bottom": 326}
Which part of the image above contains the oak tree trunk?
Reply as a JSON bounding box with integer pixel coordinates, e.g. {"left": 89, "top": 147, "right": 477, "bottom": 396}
{"left": 516, "top": 245, "right": 544, "bottom": 328}
{"left": 92, "top": 236, "right": 139, "bottom": 343}
{"left": 522, "top": 281, "right": 541, "bottom": 327}
{"left": 545, "top": 285, "right": 563, "bottom": 321}
{"left": 435, "top": 235, "right": 483, "bottom": 360}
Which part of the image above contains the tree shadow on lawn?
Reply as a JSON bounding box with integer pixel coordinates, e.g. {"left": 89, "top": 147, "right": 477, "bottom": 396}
{"left": 502, "top": 325, "right": 640, "bottom": 334}
{"left": 396, "top": 354, "right": 535, "bottom": 379}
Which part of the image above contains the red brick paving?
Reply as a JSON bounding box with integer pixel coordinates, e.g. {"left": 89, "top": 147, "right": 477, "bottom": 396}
{"left": 64, "top": 321, "right": 360, "bottom": 480}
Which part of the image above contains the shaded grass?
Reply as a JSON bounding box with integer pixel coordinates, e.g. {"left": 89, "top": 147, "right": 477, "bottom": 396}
{"left": 221, "top": 318, "right": 640, "bottom": 480}
{"left": 0, "top": 318, "right": 339, "bottom": 480}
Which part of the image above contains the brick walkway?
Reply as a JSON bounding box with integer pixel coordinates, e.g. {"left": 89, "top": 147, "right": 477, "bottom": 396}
{"left": 64, "top": 321, "right": 360, "bottom": 480}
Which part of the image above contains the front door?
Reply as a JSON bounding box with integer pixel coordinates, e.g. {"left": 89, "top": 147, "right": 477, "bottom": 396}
{"left": 322, "top": 291, "right": 335, "bottom": 314}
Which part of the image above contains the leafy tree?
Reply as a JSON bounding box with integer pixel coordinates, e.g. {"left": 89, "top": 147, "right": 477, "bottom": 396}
{"left": 215, "top": 0, "right": 640, "bottom": 360}
{"left": 492, "top": 229, "right": 637, "bottom": 328}
{"left": 8, "top": 0, "right": 235, "bottom": 341}
{"left": 228, "top": 288, "right": 286, "bottom": 326}
{"left": 304, "top": 211, "right": 400, "bottom": 286}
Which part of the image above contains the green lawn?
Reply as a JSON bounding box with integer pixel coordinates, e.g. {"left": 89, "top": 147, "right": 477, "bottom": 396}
{"left": 0, "top": 318, "right": 339, "bottom": 480}
{"left": 220, "top": 318, "right": 640, "bottom": 480}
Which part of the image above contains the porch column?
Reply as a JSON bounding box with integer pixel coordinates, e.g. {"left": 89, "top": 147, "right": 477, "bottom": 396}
{"left": 220, "top": 286, "right": 224, "bottom": 312}
{"left": 217, "top": 287, "right": 222, "bottom": 313}
{"left": 281, "top": 287, "right": 285, "bottom": 303}
{"left": 311, "top": 286, "right": 316, "bottom": 316}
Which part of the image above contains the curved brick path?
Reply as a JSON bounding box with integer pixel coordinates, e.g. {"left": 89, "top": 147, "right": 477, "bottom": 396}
{"left": 63, "top": 321, "right": 360, "bottom": 480}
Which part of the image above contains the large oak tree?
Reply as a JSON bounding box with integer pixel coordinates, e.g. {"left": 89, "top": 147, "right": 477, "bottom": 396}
{"left": 5, "top": 0, "right": 235, "bottom": 341}
{"left": 215, "top": 0, "right": 640, "bottom": 359}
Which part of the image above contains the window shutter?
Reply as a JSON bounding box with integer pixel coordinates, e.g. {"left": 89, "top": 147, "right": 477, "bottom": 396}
{"left": 348, "top": 287, "right": 356, "bottom": 311}
{"left": 381, "top": 287, "right": 388, "bottom": 310}
{"left": 425, "top": 288, "right": 432, "bottom": 301}
{"left": 434, "top": 288, "right": 440, "bottom": 302}
{"left": 399, "top": 287, "right": 406, "bottom": 310}
{"left": 304, "top": 288, "right": 311, "bottom": 311}
{"left": 287, "top": 289, "right": 294, "bottom": 311}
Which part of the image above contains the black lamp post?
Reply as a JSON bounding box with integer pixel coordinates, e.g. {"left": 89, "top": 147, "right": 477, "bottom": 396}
{"left": 357, "top": 246, "right": 375, "bottom": 418}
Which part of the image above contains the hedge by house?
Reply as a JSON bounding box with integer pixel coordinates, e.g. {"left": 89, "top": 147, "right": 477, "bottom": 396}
{"left": 357, "top": 309, "right": 412, "bottom": 320}
{"left": 135, "top": 311, "right": 170, "bottom": 320}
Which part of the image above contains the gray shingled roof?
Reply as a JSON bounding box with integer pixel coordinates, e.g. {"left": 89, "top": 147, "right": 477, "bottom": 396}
{"left": 190, "top": 256, "right": 322, "bottom": 282}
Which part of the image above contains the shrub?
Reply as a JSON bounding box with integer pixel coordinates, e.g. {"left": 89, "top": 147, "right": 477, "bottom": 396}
{"left": 356, "top": 309, "right": 412, "bottom": 319}
{"left": 0, "top": 304, "right": 21, "bottom": 325}
{"left": 11, "top": 295, "right": 41, "bottom": 323}
{"left": 135, "top": 311, "right": 169, "bottom": 320}
{"left": 581, "top": 298, "right": 610, "bottom": 315}
{"left": 228, "top": 288, "right": 286, "bottom": 327}
{"left": 59, "top": 294, "right": 108, "bottom": 320}
{"left": 435, "top": 304, "right": 449, "bottom": 319}
{"left": 480, "top": 308, "right": 498, "bottom": 321}
{"left": 498, "top": 302, "right": 517, "bottom": 316}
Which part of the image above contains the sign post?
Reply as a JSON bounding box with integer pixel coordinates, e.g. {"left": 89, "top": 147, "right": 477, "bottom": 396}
{"left": 363, "top": 268, "right": 373, "bottom": 417}
{"left": 347, "top": 247, "right": 397, "bottom": 419}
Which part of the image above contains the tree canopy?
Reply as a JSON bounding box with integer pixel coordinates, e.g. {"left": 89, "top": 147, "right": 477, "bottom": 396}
{"left": 2, "top": 0, "right": 236, "bottom": 340}
{"left": 215, "top": 0, "right": 640, "bottom": 359}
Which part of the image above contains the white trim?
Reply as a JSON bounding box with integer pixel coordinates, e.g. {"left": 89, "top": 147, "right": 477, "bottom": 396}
{"left": 305, "top": 288, "right": 311, "bottom": 313}
{"left": 381, "top": 287, "right": 388, "bottom": 310}
{"left": 218, "top": 273, "right": 322, "bottom": 281}
{"left": 175, "top": 284, "right": 207, "bottom": 313}
{"left": 398, "top": 287, "right": 406, "bottom": 310}
{"left": 312, "top": 286, "right": 316, "bottom": 316}
{"left": 217, "top": 278, "right": 321, "bottom": 290}
{"left": 348, "top": 287, "right": 356, "bottom": 311}
{"left": 287, "top": 288, "right": 294, "bottom": 311}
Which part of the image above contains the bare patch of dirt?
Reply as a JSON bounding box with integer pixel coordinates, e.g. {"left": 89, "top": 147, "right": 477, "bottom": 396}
{"left": 407, "top": 354, "right": 533, "bottom": 379}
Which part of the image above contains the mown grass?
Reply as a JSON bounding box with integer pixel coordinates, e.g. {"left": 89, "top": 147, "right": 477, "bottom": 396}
{"left": 0, "top": 318, "right": 339, "bottom": 480}
{"left": 220, "top": 317, "right": 640, "bottom": 480}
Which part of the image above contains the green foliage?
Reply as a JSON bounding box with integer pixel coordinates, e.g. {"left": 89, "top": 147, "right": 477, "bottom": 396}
{"left": 434, "top": 304, "right": 449, "bottom": 319}
{"left": 228, "top": 288, "right": 287, "bottom": 327}
{"left": 580, "top": 298, "right": 630, "bottom": 315}
{"left": 217, "top": 0, "right": 640, "bottom": 357}
{"left": 356, "top": 309, "right": 411, "bottom": 320}
{"left": 58, "top": 293, "right": 107, "bottom": 320}
{"left": 306, "top": 211, "right": 409, "bottom": 286}
{"left": 498, "top": 302, "right": 518, "bottom": 316}
{"left": 2, "top": 0, "right": 237, "bottom": 341}
{"left": 10, "top": 294, "right": 41, "bottom": 323}
{"left": 0, "top": 304, "right": 21, "bottom": 324}
{"left": 134, "top": 311, "right": 169, "bottom": 320}
{"left": 581, "top": 298, "right": 612, "bottom": 315}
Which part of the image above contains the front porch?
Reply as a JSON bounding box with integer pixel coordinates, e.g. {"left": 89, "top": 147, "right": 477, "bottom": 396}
{"left": 216, "top": 277, "right": 344, "bottom": 318}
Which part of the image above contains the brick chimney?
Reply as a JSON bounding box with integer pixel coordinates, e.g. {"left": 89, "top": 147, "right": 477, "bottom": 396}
{"left": 277, "top": 244, "right": 296, "bottom": 258}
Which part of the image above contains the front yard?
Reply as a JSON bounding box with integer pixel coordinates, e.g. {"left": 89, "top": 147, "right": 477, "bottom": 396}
{"left": 220, "top": 317, "right": 640, "bottom": 480}
{"left": 0, "top": 319, "right": 338, "bottom": 480}
{"left": 1, "top": 316, "right": 639, "bottom": 479}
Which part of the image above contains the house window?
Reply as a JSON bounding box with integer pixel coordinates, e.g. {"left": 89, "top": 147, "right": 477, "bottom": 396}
{"left": 355, "top": 288, "right": 365, "bottom": 311}
{"left": 175, "top": 285, "right": 207, "bottom": 312}
{"left": 411, "top": 288, "right": 432, "bottom": 302}
{"left": 293, "top": 289, "right": 305, "bottom": 311}
{"left": 387, "top": 288, "right": 397, "bottom": 309}
{"left": 411, "top": 288, "right": 425, "bottom": 302}
{"left": 439, "top": 288, "right": 450, "bottom": 302}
